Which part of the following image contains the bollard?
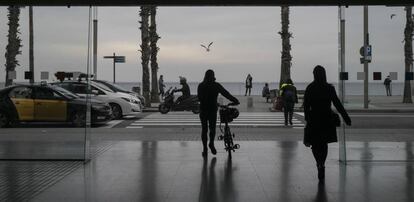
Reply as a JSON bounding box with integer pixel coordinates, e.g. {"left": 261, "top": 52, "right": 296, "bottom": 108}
{"left": 247, "top": 97, "right": 253, "bottom": 108}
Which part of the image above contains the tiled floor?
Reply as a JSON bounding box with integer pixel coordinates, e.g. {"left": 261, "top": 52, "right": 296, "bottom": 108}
{"left": 27, "top": 141, "right": 414, "bottom": 202}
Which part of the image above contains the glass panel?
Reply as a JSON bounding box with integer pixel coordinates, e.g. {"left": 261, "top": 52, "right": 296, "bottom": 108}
{"left": 338, "top": 6, "right": 347, "bottom": 163}
{"left": 0, "top": 7, "right": 90, "bottom": 160}
{"left": 342, "top": 6, "right": 414, "bottom": 162}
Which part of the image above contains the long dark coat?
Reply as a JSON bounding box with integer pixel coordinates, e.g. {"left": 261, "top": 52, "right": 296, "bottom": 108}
{"left": 303, "top": 82, "right": 350, "bottom": 145}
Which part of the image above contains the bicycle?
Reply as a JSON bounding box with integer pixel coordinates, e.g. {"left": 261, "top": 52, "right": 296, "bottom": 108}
{"left": 217, "top": 103, "right": 240, "bottom": 159}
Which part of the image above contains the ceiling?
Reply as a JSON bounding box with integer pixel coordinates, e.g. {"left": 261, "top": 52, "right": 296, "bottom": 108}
{"left": 0, "top": 0, "right": 411, "bottom": 6}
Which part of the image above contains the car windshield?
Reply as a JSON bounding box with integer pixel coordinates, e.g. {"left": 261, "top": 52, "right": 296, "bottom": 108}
{"left": 91, "top": 81, "right": 115, "bottom": 93}
{"left": 98, "top": 81, "right": 129, "bottom": 92}
{"left": 50, "top": 85, "right": 79, "bottom": 99}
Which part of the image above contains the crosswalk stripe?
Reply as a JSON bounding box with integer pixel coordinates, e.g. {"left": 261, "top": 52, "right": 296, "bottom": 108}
{"left": 130, "top": 123, "right": 305, "bottom": 126}
{"left": 126, "top": 112, "right": 305, "bottom": 128}
{"left": 132, "top": 120, "right": 302, "bottom": 123}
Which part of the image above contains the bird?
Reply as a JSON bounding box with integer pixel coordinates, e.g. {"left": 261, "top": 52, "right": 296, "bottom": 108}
{"left": 390, "top": 14, "right": 396, "bottom": 19}
{"left": 200, "top": 42, "right": 213, "bottom": 52}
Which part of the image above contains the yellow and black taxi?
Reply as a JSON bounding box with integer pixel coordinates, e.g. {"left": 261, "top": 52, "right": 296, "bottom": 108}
{"left": 0, "top": 84, "right": 112, "bottom": 127}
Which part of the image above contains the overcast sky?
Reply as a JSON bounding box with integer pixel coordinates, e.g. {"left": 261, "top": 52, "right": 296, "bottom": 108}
{"left": 0, "top": 6, "right": 408, "bottom": 83}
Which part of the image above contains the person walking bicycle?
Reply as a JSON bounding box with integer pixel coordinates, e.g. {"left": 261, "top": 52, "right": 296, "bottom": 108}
{"left": 198, "top": 69, "right": 239, "bottom": 158}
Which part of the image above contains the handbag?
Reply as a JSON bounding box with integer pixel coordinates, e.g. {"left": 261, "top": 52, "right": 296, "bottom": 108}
{"left": 331, "top": 111, "right": 341, "bottom": 127}
{"left": 303, "top": 124, "right": 311, "bottom": 147}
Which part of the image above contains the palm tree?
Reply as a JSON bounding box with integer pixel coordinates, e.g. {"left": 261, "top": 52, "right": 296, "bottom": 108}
{"left": 139, "top": 6, "right": 151, "bottom": 107}
{"left": 403, "top": 6, "right": 413, "bottom": 103}
{"left": 4, "top": 6, "right": 22, "bottom": 87}
{"left": 279, "top": 6, "right": 292, "bottom": 88}
{"left": 149, "top": 6, "right": 161, "bottom": 103}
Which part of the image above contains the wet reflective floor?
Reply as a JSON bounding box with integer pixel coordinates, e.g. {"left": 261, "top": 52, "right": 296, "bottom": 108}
{"left": 26, "top": 141, "right": 414, "bottom": 202}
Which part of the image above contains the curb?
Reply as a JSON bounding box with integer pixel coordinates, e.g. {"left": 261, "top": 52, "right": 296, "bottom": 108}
{"left": 143, "top": 107, "right": 159, "bottom": 112}
{"left": 346, "top": 109, "right": 414, "bottom": 113}
{"left": 268, "top": 107, "right": 414, "bottom": 113}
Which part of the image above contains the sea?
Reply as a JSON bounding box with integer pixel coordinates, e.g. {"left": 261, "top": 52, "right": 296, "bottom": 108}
{"left": 0, "top": 81, "right": 408, "bottom": 96}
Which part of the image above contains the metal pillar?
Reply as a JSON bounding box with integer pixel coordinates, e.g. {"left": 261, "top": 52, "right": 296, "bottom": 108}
{"left": 29, "top": 6, "right": 34, "bottom": 84}
{"left": 338, "top": 6, "right": 347, "bottom": 163}
{"left": 93, "top": 7, "right": 98, "bottom": 79}
{"left": 113, "top": 52, "right": 116, "bottom": 83}
{"left": 363, "top": 6, "right": 369, "bottom": 109}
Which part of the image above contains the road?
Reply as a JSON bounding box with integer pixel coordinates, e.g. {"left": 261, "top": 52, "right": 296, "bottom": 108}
{"left": 1, "top": 112, "right": 413, "bottom": 142}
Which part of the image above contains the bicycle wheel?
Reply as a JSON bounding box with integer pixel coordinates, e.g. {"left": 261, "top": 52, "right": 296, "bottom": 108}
{"left": 224, "top": 127, "right": 233, "bottom": 158}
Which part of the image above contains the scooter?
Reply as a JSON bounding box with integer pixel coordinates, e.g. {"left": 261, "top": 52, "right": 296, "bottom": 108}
{"left": 158, "top": 87, "right": 200, "bottom": 114}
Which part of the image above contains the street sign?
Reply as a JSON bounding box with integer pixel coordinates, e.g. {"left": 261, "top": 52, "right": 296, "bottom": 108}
{"left": 24, "top": 71, "right": 33, "bottom": 80}
{"left": 103, "top": 53, "right": 126, "bottom": 83}
{"left": 339, "top": 72, "right": 348, "bottom": 80}
{"left": 359, "top": 45, "right": 372, "bottom": 63}
{"left": 357, "top": 72, "right": 365, "bottom": 80}
{"left": 389, "top": 72, "right": 398, "bottom": 80}
{"left": 373, "top": 72, "right": 381, "bottom": 80}
{"left": 114, "top": 56, "right": 125, "bottom": 63}
{"left": 40, "top": 71, "right": 49, "bottom": 80}
{"left": 406, "top": 72, "right": 414, "bottom": 81}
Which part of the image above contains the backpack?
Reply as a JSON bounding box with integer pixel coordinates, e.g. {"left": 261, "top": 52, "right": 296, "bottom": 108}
{"left": 283, "top": 90, "right": 295, "bottom": 102}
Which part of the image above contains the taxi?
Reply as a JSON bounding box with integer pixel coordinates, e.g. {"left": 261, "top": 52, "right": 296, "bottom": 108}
{"left": 0, "top": 84, "right": 112, "bottom": 127}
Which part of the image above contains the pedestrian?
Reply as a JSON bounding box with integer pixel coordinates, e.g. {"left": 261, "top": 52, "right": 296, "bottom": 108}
{"left": 280, "top": 79, "right": 298, "bottom": 126}
{"left": 245, "top": 74, "right": 252, "bottom": 96}
{"left": 384, "top": 75, "right": 392, "bottom": 96}
{"left": 262, "top": 83, "right": 271, "bottom": 103}
{"left": 303, "top": 65, "right": 351, "bottom": 181}
{"left": 159, "top": 75, "right": 165, "bottom": 99}
{"left": 198, "top": 69, "right": 240, "bottom": 158}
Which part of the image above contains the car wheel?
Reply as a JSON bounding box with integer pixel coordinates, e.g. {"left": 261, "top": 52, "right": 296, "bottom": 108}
{"left": 159, "top": 104, "right": 170, "bottom": 114}
{"left": 110, "top": 104, "right": 123, "bottom": 119}
{"left": 0, "top": 112, "right": 9, "bottom": 128}
{"left": 72, "top": 111, "right": 86, "bottom": 127}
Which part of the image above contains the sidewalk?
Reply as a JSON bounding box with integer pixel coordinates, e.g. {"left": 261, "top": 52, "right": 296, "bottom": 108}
{"left": 344, "top": 95, "right": 414, "bottom": 112}
{"left": 143, "top": 95, "right": 414, "bottom": 113}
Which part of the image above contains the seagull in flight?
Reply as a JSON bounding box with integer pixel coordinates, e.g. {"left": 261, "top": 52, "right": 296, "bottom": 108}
{"left": 201, "top": 42, "right": 213, "bottom": 52}
{"left": 390, "top": 14, "right": 396, "bottom": 19}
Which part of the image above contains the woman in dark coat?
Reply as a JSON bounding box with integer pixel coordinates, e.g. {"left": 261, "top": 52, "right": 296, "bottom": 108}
{"left": 198, "top": 70, "right": 239, "bottom": 158}
{"left": 303, "top": 65, "right": 351, "bottom": 180}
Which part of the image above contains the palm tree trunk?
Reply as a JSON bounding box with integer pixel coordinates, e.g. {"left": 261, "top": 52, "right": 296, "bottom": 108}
{"left": 149, "top": 6, "right": 160, "bottom": 103}
{"left": 29, "top": 6, "right": 34, "bottom": 84}
{"left": 5, "top": 6, "right": 22, "bottom": 87}
{"left": 279, "top": 6, "right": 292, "bottom": 88}
{"left": 140, "top": 6, "right": 151, "bottom": 107}
{"left": 403, "top": 6, "right": 413, "bottom": 103}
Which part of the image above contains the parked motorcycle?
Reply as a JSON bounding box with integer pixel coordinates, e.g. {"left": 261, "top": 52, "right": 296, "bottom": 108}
{"left": 158, "top": 87, "right": 200, "bottom": 114}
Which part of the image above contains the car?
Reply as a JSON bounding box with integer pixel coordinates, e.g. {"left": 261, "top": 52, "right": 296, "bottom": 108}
{"left": 0, "top": 84, "right": 112, "bottom": 128}
{"left": 51, "top": 80, "right": 142, "bottom": 119}
{"left": 92, "top": 80, "right": 146, "bottom": 107}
